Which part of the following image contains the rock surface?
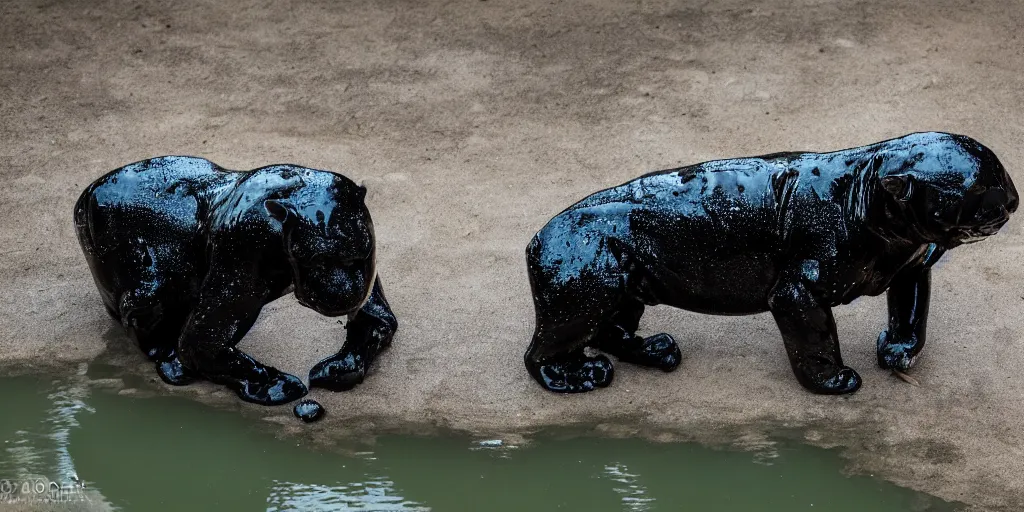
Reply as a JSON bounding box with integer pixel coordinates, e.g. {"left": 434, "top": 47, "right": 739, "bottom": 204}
{"left": 293, "top": 399, "right": 326, "bottom": 423}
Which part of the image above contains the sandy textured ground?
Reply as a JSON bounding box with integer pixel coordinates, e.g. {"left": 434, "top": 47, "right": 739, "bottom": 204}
{"left": 2, "top": 0, "right": 1024, "bottom": 509}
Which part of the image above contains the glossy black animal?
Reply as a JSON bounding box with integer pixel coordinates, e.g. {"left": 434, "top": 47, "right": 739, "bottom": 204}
{"left": 74, "top": 156, "right": 398, "bottom": 405}
{"left": 525, "top": 132, "right": 1018, "bottom": 395}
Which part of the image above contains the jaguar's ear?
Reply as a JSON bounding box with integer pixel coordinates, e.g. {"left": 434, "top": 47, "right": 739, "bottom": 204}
{"left": 264, "top": 199, "right": 296, "bottom": 224}
{"left": 356, "top": 184, "right": 367, "bottom": 202}
{"left": 880, "top": 174, "right": 915, "bottom": 202}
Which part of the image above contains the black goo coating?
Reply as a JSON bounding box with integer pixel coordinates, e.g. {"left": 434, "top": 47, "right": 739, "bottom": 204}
{"left": 294, "top": 399, "right": 326, "bottom": 423}
{"left": 524, "top": 132, "right": 1018, "bottom": 395}
{"left": 74, "top": 156, "right": 398, "bottom": 406}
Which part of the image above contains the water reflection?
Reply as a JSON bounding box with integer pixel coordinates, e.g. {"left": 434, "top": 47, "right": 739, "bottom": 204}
{"left": 0, "top": 366, "right": 101, "bottom": 506}
{"left": 267, "top": 478, "right": 428, "bottom": 511}
{"left": 603, "top": 463, "right": 654, "bottom": 511}
{"left": 46, "top": 363, "right": 94, "bottom": 485}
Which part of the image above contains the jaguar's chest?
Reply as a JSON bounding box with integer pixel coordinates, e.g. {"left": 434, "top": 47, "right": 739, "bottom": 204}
{"left": 819, "top": 239, "right": 932, "bottom": 305}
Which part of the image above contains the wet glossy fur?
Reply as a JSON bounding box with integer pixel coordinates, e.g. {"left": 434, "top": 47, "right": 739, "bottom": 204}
{"left": 75, "top": 156, "right": 397, "bottom": 406}
{"left": 524, "top": 132, "right": 1018, "bottom": 394}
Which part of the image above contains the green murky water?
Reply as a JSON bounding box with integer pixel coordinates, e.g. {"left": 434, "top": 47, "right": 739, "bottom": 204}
{"left": 0, "top": 372, "right": 960, "bottom": 511}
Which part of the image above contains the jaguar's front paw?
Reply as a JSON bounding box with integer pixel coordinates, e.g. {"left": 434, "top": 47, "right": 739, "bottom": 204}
{"left": 234, "top": 371, "right": 308, "bottom": 405}
{"left": 877, "top": 330, "right": 918, "bottom": 371}
{"left": 798, "top": 366, "right": 862, "bottom": 395}
{"left": 309, "top": 353, "right": 365, "bottom": 392}
{"left": 156, "top": 356, "right": 197, "bottom": 386}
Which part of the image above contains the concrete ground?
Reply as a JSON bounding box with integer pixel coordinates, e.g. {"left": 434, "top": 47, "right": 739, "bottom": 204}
{"left": 2, "top": 0, "right": 1023, "bottom": 509}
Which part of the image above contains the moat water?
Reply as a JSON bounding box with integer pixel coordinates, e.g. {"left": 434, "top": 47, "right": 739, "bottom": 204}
{"left": 0, "top": 372, "right": 960, "bottom": 511}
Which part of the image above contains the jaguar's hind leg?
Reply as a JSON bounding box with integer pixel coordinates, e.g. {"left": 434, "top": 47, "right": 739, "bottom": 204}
{"left": 523, "top": 270, "right": 615, "bottom": 393}
{"left": 524, "top": 325, "right": 615, "bottom": 394}
{"left": 117, "top": 290, "right": 197, "bottom": 386}
{"left": 590, "top": 297, "right": 681, "bottom": 372}
{"left": 112, "top": 249, "right": 199, "bottom": 386}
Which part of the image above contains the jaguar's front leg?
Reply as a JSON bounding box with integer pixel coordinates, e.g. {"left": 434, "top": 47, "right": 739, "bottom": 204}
{"left": 769, "top": 262, "right": 862, "bottom": 395}
{"left": 177, "top": 264, "right": 308, "bottom": 406}
{"left": 309, "top": 277, "right": 398, "bottom": 391}
{"left": 877, "top": 268, "right": 931, "bottom": 372}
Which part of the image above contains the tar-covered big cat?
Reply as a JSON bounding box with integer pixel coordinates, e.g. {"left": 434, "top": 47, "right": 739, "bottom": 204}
{"left": 524, "top": 132, "right": 1018, "bottom": 395}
